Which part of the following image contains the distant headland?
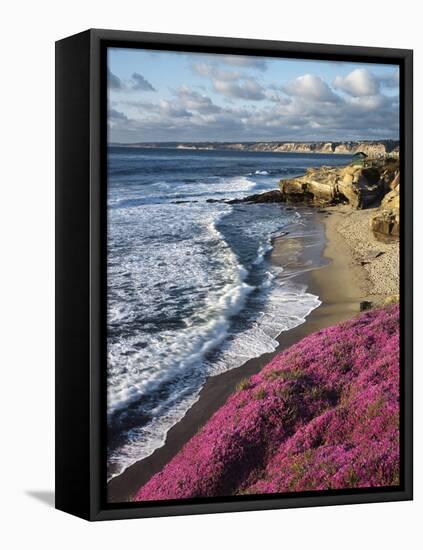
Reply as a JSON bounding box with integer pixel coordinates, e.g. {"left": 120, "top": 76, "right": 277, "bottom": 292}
{"left": 110, "top": 140, "right": 399, "bottom": 157}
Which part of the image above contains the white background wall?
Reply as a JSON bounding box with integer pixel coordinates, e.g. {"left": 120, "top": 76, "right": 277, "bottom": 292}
{"left": 0, "top": 1, "right": 420, "bottom": 547}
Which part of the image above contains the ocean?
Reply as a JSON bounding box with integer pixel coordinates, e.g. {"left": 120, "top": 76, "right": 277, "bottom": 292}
{"left": 106, "top": 147, "right": 351, "bottom": 480}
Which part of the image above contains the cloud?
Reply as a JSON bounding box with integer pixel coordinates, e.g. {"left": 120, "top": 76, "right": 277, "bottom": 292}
{"left": 109, "top": 108, "right": 128, "bottom": 121}
{"left": 108, "top": 70, "right": 156, "bottom": 92}
{"left": 265, "top": 89, "right": 279, "bottom": 102}
{"left": 157, "top": 99, "right": 191, "bottom": 118}
{"left": 283, "top": 74, "right": 340, "bottom": 102}
{"left": 378, "top": 69, "right": 400, "bottom": 89}
{"left": 120, "top": 87, "right": 221, "bottom": 117}
{"left": 175, "top": 86, "right": 222, "bottom": 114}
{"left": 108, "top": 69, "right": 399, "bottom": 143}
{"left": 108, "top": 52, "right": 399, "bottom": 143}
{"left": 108, "top": 108, "right": 130, "bottom": 129}
{"left": 109, "top": 93, "right": 399, "bottom": 142}
{"left": 192, "top": 63, "right": 240, "bottom": 81}
{"left": 345, "top": 93, "right": 390, "bottom": 111}
{"left": 192, "top": 61, "right": 269, "bottom": 101}
{"left": 193, "top": 56, "right": 267, "bottom": 78}
{"left": 221, "top": 55, "right": 268, "bottom": 71}
{"left": 333, "top": 68, "right": 379, "bottom": 97}
{"left": 213, "top": 78, "right": 266, "bottom": 100}
{"left": 108, "top": 70, "right": 123, "bottom": 90}
{"left": 131, "top": 72, "right": 156, "bottom": 92}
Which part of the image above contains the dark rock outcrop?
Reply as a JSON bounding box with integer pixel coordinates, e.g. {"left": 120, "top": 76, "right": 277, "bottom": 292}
{"left": 228, "top": 189, "right": 284, "bottom": 204}
{"left": 227, "top": 160, "right": 400, "bottom": 243}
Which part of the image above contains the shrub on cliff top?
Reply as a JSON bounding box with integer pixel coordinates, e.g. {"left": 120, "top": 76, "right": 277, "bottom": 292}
{"left": 135, "top": 305, "right": 399, "bottom": 501}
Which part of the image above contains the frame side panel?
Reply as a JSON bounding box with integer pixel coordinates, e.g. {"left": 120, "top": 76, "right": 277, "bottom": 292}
{"left": 55, "top": 31, "right": 91, "bottom": 520}
{"left": 402, "top": 50, "right": 413, "bottom": 499}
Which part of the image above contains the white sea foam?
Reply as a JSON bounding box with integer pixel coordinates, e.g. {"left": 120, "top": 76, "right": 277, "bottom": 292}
{"left": 107, "top": 209, "right": 254, "bottom": 416}
{"left": 255, "top": 169, "right": 270, "bottom": 175}
{"left": 107, "top": 160, "right": 324, "bottom": 480}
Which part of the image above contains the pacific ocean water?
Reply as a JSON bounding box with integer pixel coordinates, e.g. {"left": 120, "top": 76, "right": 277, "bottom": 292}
{"left": 107, "top": 147, "right": 351, "bottom": 479}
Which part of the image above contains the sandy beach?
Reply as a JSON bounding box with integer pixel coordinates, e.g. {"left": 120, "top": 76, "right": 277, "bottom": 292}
{"left": 107, "top": 202, "right": 399, "bottom": 503}
{"left": 333, "top": 205, "right": 399, "bottom": 300}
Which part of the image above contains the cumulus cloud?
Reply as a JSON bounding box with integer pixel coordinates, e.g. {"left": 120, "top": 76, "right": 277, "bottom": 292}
{"left": 333, "top": 68, "right": 379, "bottom": 97}
{"left": 193, "top": 56, "right": 267, "bottom": 77}
{"left": 378, "top": 69, "right": 400, "bottom": 89}
{"left": 175, "top": 85, "right": 221, "bottom": 114}
{"left": 192, "top": 62, "right": 267, "bottom": 100}
{"left": 283, "top": 74, "right": 340, "bottom": 102}
{"left": 346, "top": 93, "right": 390, "bottom": 111}
{"left": 108, "top": 64, "right": 399, "bottom": 142}
{"left": 221, "top": 55, "right": 268, "bottom": 71}
{"left": 131, "top": 72, "right": 156, "bottom": 92}
{"left": 192, "top": 63, "right": 240, "bottom": 81}
{"left": 213, "top": 78, "right": 266, "bottom": 100}
{"left": 109, "top": 108, "right": 129, "bottom": 121}
{"left": 158, "top": 99, "right": 190, "bottom": 118}
{"left": 264, "top": 89, "right": 291, "bottom": 103}
{"left": 107, "top": 70, "right": 156, "bottom": 92}
{"left": 109, "top": 95, "right": 398, "bottom": 142}
{"left": 108, "top": 108, "right": 131, "bottom": 132}
{"left": 108, "top": 70, "right": 123, "bottom": 90}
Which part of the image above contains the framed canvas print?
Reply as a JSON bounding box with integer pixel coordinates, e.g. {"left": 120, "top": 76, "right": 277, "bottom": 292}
{"left": 55, "top": 29, "right": 413, "bottom": 521}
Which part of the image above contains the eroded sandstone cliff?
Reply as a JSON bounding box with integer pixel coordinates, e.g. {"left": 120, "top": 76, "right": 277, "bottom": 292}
{"left": 278, "top": 161, "right": 398, "bottom": 209}
{"left": 370, "top": 170, "right": 400, "bottom": 242}
{"left": 124, "top": 140, "right": 400, "bottom": 156}
{"left": 235, "top": 158, "right": 400, "bottom": 240}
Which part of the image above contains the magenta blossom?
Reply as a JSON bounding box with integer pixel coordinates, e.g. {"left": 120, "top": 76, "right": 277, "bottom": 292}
{"left": 135, "top": 305, "right": 400, "bottom": 501}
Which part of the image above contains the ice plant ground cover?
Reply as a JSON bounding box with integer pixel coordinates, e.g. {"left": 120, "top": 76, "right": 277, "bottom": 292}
{"left": 135, "top": 305, "right": 400, "bottom": 501}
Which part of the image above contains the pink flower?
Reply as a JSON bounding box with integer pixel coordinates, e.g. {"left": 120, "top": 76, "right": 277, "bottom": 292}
{"left": 135, "top": 304, "right": 400, "bottom": 501}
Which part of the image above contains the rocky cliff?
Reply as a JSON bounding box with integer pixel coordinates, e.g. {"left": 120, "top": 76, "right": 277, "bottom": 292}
{"left": 249, "top": 141, "right": 398, "bottom": 156}
{"left": 371, "top": 170, "right": 400, "bottom": 241}
{"left": 122, "top": 140, "right": 399, "bottom": 156}
{"left": 277, "top": 159, "right": 399, "bottom": 210}
{"left": 235, "top": 158, "right": 400, "bottom": 240}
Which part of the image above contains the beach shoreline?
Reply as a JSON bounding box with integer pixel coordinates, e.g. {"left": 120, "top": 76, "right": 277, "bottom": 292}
{"left": 107, "top": 202, "right": 395, "bottom": 503}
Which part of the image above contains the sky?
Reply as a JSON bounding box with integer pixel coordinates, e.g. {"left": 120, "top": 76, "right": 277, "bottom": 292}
{"left": 108, "top": 47, "right": 400, "bottom": 143}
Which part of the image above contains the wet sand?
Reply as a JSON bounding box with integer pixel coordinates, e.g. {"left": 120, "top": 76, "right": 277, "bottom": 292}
{"left": 107, "top": 208, "right": 369, "bottom": 503}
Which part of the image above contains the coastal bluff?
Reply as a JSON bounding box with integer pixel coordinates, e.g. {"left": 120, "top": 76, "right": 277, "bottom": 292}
{"left": 282, "top": 160, "right": 400, "bottom": 242}
{"left": 231, "top": 140, "right": 398, "bottom": 156}
{"left": 118, "top": 140, "right": 399, "bottom": 156}
{"left": 278, "top": 159, "right": 399, "bottom": 210}
{"left": 370, "top": 170, "right": 400, "bottom": 242}
{"left": 234, "top": 158, "right": 400, "bottom": 241}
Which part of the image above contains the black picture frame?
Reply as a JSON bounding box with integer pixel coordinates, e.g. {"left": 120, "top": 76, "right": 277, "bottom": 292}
{"left": 55, "top": 28, "right": 413, "bottom": 521}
